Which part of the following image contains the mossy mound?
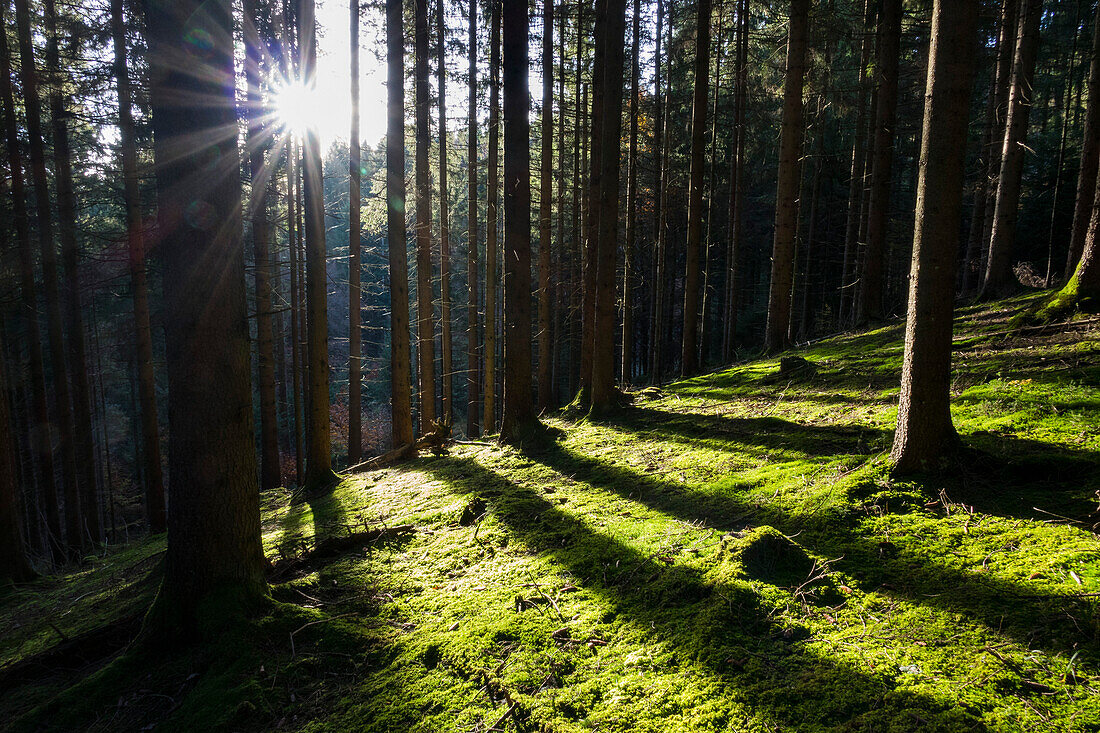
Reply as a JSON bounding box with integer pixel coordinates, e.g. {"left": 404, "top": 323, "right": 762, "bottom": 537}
{"left": 723, "top": 526, "right": 815, "bottom": 587}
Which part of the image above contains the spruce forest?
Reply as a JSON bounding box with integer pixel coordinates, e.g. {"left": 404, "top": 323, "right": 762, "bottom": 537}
{"left": 2, "top": 0, "right": 1100, "bottom": 729}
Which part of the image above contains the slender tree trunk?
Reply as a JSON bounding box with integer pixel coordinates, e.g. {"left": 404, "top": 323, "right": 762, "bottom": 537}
{"left": 723, "top": 0, "right": 748, "bottom": 359}
{"left": 1066, "top": 1, "right": 1100, "bottom": 276}
{"left": 0, "top": 330, "right": 35, "bottom": 582}
{"left": 244, "top": 0, "right": 281, "bottom": 491}
{"left": 622, "top": 0, "right": 640, "bottom": 384}
{"left": 111, "top": 0, "right": 166, "bottom": 532}
{"left": 649, "top": 0, "right": 667, "bottom": 380}
{"left": 1046, "top": 2, "right": 1081, "bottom": 287}
{"left": 982, "top": 0, "right": 1044, "bottom": 299}
{"left": 143, "top": 0, "right": 266, "bottom": 632}
{"left": 286, "top": 139, "right": 305, "bottom": 483}
{"left": 764, "top": 0, "right": 810, "bottom": 353}
{"left": 591, "top": 0, "right": 627, "bottom": 409}
{"left": 437, "top": 0, "right": 452, "bottom": 427}
{"left": 681, "top": 0, "right": 711, "bottom": 377}
{"left": 839, "top": 0, "right": 873, "bottom": 326}
{"left": 14, "top": 0, "right": 82, "bottom": 556}
{"left": 466, "top": 0, "right": 480, "bottom": 437}
{"left": 500, "top": 0, "right": 538, "bottom": 441}
{"left": 556, "top": 8, "right": 567, "bottom": 402}
{"left": 348, "top": 0, "right": 362, "bottom": 463}
{"left": 1, "top": 0, "right": 60, "bottom": 562}
{"left": 387, "top": 0, "right": 415, "bottom": 451}
{"left": 299, "top": 0, "right": 337, "bottom": 490}
{"left": 414, "top": 0, "right": 436, "bottom": 431}
{"left": 892, "top": 0, "right": 977, "bottom": 472}
{"left": 857, "top": 0, "right": 901, "bottom": 324}
{"left": 483, "top": 0, "right": 500, "bottom": 433}
{"left": 700, "top": 7, "right": 722, "bottom": 368}
{"left": 537, "top": 0, "right": 554, "bottom": 413}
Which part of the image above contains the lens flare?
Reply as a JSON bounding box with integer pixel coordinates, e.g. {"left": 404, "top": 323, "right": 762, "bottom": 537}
{"left": 273, "top": 79, "right": 320, "bottom": 134}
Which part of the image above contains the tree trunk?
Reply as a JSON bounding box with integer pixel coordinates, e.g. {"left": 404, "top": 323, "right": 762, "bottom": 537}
{"left": 839, "top": 0, "right": 873, "bottom": 326}
{"left": 0, "top": 330, "right": 35, "bottom": 582}
{"left": 466, "top": 0, "right": 480, "bottom": 437}
{"left": 437, "top": 0, "right": 452, "bottom": 427}
{"left": 111, "top": 0, "right": 166, "bottom": 532}
{"left": 500, "top": 0, "right": 538, "bottom": 441}
{"left": 1066, "top": 0, "right": 1100, "bottom": 276}
{"left": 14, "top": 0, "right": 82, "bottom": 556}
{"left": 414, "top": 0, "right": 437, "bottom": 432}
{"left": 1, "top": 0, "right": 61, "bottom": 562}
{"left": 387, "top": 0, "right": 415, "bottom": 452}
{"left": 244, "top": 0, "right": 281, "bottom": 491}
{"left": 299, "top": 0, "right": 337, "bottom": 491}
{"left": 857, "top": 0, "right": 902, "bottom": 324}
{"left": 483, "top": 0, "right": 500, "bottom": 433}
{"left": 723, "top": 0, "right": 748, "bottom": 359}
{"left": 591, "top": 0, "right": 627, "bottom": 410}
{"left": 1045, "top": 2, "right": 1081, "bottom": 287}
{"left": 764, "top": 0, "right": 810, "bottom": 353}
{"left": 348, "top": 0, "right": 362, "bottom": 464}
{"left": 286, "top": 138, "right": 305, "bottom": 483}
{"left": 1062, "top": 174, "right": 1100, "bottom": 308}
{"left": 982, "top": 0, "right": 1043, "bottom": 299}
{"left": 537, "top": 0, "right": 554, "bottom": 413}
{"left": 891, "top": 0, "right": 977, "bottom": 472}
{"left": 680, "top": 0, "right": 711, "bottom": 377}
{"left": 649, "top": 0, "right": 668, "bottom": 380}
{"left": 622, "top": 0, "right": 640, "bottom": 384}
{"left": 143, "top": 0, "right": 266, "bottom": 632}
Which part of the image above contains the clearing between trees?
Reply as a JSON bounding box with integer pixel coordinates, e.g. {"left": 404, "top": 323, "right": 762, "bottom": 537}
{"left": 2, "top": 293, "right": 1098, "bottom": 732}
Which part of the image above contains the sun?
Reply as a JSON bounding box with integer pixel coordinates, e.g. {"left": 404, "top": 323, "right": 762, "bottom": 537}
{"left": 273, "top": 79, "right": 321, "bottom": 135}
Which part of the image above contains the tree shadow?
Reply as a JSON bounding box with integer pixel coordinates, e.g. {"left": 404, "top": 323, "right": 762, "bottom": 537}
{"left": 514, "top": 428, "right": 1100, "bottom": 666}
{"left": 420, "top": 454, "right": 988, "bottom": 731}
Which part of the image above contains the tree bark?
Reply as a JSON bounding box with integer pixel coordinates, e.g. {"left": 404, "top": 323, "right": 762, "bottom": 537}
{"left": 764, "top": 0, "right": 810, "bottom": 353}
{"left": 723, "top": 0, "right": 748, "bottom": 359}
{"left": 483, "top": 0, "right": 500, "bottom": 433}
{"left": 110, "top": 0, "right": 166, "bottom": 532}
{"left": 982, "top": 0, "right": 1043, "bottom": 299}
{"left": 500, "top": 0, "right": 538, "bottom": 441}
{"left": 622, "top": 0, "right": 640, "bottom": 384}
{"left": 143, "top": 0, "right": 266, "bottom": 631}
{"left": 1, "top": 0, "right": 61, "bottom": 561}
{"left": 437, "top": 0, "right": 452, "bottom": 427}
{"left": 387, "top": 0, "right": 415, "bottom": 452}
{"left": 892, "top": 0, "right": 977, "bottom": 472}
{"left": 680, "top": 0, "right": 712, "bottom": 377}
{"left": 466, "top": 0, "right": 480, "bottom": 437}
{"left": 537, "top": 0, "right": 554, "bottom": 413}
{"left": 414, "top": 0, "right": 437, "bottom": 432}
{"left": 466, "top": 0, "right": 479, "bottom": 433}
{"left": 348, "top": 0, "right": 362, "bottom": 464}
{"left": 857, "top": 0, "right": 902, "bottom": 324}
{"left": 649, "top": 0, "right": 669, "bottom": 379}
{"left": 1066, "top": 1, "right": 1100, "bottom": 276}
{"left": 839, "top": 0, "right": 873, "bottom": 326}
{"left": 0, "top": 329, "right": 35, "bottom": 582}
{"left": 14, "top": 0, "right": 82, "bottom": 556}
{"left": 244, "top": 0, "right": 281, "bottom": 491}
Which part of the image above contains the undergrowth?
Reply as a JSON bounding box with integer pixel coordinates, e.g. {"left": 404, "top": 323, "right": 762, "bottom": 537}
{"left": 2, "top": 292, "right": 1098, "bottom": 732}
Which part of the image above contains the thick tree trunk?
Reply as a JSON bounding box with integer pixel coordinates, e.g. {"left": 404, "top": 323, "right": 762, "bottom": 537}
{"left": 437, "top": 0, "right": 452, "bottom": 427}
{"left": 680, "top": 0, "right": 711, "bottom": 377}
{"left": 591, "top": 0, "right": 627, "bottom": 410}
{"left": 484, "top": 0, "right": 500, "bottom": 433}
{"left": 857, "top": 0, "right": 902, "bottom": 324}
{"left": 537, "top": 0, "right": 554, "bottom": 413}
{"left": 622, "top": 0, "right": 640, "bottom": 384}
{"left": 245, "top": 0, "right": 281, "bottom": 491}
{"left": 14, "top": 0, "right": 82, "bottom": 556}
{"left": 466, "top": 0, "right": 480, "bottom": 437}
{"left": 348, "top": 0, "right": 362, "bottom": 464}
{"left": 500, "top": 0, "right": 538, "bottom": 441}
{"left": 1066, "top": 1, "right": 1100, "bottom": 276}
{"left": 764, "top": 0, "right": 810, "bottom": 353}
{"left": 111, "top": 0, "right": 166, "bottom": 532}
{"left": 982, "top": 0, "right": 1044, "bottom": 299}
{"left": 1, "top": 0, "right": 60, "bottom": 562}
{"left": 892, "top": 0, "right": 977, "bottom": 472}
{"left": 143, "top": 0, "right": 266, "bottom": 631}
{"left": 387, "top": 0, "right": 415, "bottom": 452}
{"left": 46, "top": 0, "right": 101, "bottom": 546}
{"left": 1063, "top": 174, "right": 1100, "bottom": 307}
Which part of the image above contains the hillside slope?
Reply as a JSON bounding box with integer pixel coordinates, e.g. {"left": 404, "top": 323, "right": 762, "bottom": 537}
{"left": 3, "top": 294, "right": 1099, "bottom": 732}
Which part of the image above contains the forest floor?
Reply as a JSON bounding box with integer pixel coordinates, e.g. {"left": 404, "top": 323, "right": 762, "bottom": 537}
{"left": 2, "top": 292, "right": 1100, "bottom": 732}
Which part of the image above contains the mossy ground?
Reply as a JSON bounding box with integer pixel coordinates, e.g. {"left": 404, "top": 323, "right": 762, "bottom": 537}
{"left": 2, "top": 293, "right": 1099, "bottom": 731}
